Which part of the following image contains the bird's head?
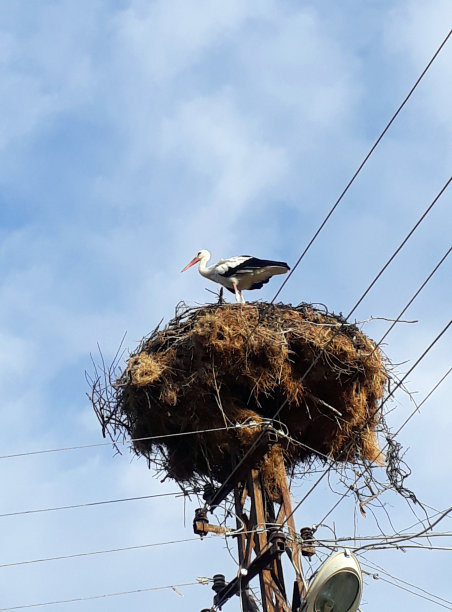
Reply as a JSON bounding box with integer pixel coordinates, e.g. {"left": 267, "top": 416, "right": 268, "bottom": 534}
{"left": 181, "top": 249, "right": 210, "bottom": 272}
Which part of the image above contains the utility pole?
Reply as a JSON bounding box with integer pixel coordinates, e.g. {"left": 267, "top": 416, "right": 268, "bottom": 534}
{"left": 194, "top": 428, "right": 311, "bottom": 611}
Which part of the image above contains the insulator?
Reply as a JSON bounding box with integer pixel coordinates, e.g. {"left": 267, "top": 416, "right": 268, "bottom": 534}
{"left": 299, "top": 526, "right": 316, "bottom": 559}
{"left": 193, "top": 507, "right": 209, "bottom": 536}
{"left": 269, "top": 530, "right": 286, "bottom": 553}
{"left": 195, "top": 507, "right": 208, "bottom": 521}
{"left": 212, "top": 574, "right": 226, "bottom": 594}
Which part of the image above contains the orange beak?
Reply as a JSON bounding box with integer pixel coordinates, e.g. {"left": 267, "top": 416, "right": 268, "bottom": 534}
{"left": 181, "top": 256, "right": 200, "bottom": 272}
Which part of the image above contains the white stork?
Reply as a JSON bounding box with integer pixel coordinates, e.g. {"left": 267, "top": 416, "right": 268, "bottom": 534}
{"left": 181, "top": 249, "right": 290, "bottom": 303}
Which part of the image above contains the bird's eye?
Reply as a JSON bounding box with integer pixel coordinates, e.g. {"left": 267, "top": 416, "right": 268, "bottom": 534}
{"left": 197, "top": 251, "right": 202, "bottom": 256}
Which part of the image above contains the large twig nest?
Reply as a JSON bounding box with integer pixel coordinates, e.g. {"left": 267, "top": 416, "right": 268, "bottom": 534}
{"left": 92, "top": 302, "right": 387, "bottom": 498}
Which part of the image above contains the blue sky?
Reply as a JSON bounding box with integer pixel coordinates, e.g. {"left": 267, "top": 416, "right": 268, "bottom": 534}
{"left": 0, "top": 1, "right": 451, "bottom": 610}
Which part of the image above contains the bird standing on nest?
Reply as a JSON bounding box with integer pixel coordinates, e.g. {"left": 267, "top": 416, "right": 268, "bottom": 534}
{"left": 181, "top": 249, "right": 290, "bottom": 303}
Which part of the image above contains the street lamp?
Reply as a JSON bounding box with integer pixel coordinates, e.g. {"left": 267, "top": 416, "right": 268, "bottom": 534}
{"left": 302, "top": 550, "right": 363, "bottom": 612}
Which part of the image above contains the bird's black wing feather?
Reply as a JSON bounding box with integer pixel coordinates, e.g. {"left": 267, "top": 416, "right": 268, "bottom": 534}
{"left": 248, "top": 279, "right": 270, "bottom": 290}
{"left": 222, "top": 257, "right": 290, "bottom": 277}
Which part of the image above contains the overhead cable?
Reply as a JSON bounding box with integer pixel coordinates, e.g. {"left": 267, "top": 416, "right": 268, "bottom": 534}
{"left": 362, "top": 557, "right": 452, "bottom": 608}
{"left": 0, "top": 581, "right": 206, "bottom": 611}
{"left": 345, "top": 176, "right": 451, "bottom": 320}
{"left": 377, "top": 245, "right": 451, "bottom": 346}
{"left": 272, "top": 28, "right": 452, "bottom": 303}
{"left": 0, "top": 491, "right": 183, "bottom": 519}
{"left": 316, "top": 531, "right": 452, "bottom": 544}
{"left": 392, "top": 365, "right": 451, "bottom": 438}
{"left": 0, "top": 423, "right": 251, "bottom": 461}
{"left": 0, "top": 537, "right": 203, "bottom": 569}
{"left": 354, "top": 505, "right": 452, "bottom": 552}
{"left": 361, "top": 564, "right": 452, "bottom": 610}
{"left": 0, "top": 529, "right": 260, "bottom": 570}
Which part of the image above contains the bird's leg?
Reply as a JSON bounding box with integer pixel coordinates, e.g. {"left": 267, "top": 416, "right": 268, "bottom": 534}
{"left": 240, "top": 291, "right": 246, "bottom": 304}
{"left": 233, "top": 282, "right": 241, "bottom": 303}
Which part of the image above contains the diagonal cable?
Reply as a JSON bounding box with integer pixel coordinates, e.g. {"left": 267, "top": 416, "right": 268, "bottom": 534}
{"left": 272, "top": 27, "right": 452, "bottom": 303}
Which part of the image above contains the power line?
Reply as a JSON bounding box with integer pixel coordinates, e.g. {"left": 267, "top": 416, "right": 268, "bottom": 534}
{"left": 0, "top": 529, "right": 265, "bottom": 570}
{"left": 369, "top": 319, "right": 451, "bottom": 418}
{"left": 27, "top": 518, "right": 443, "bottom": 575}
{"left": 354, "top": 505, "right": 452, "bottom": 552}
{"left": 361, "top": 563, "right": 452, "bottom": 610}
{"left": 0, "top": 581, "right": 206, "bottom": 611}
{"left": 377, "top": 246, "right": 451, "bottom": 346}
{"left": 362, "top": 559, "right": 452, "bottom": 607}
{"left": 0, "top": 528, "right": 263, "bottom": 570}
{"left": 278, "top": 246, "right": 452, "bottom": 528}
{"left": 366, "top": 572, "right": 452, "bottom": 609}
{"left": 0, "top": 491, "right": 183, "bottom": 519}
{"left": 0, "top": 423, "right": 252, "bottom": 461}
{"left": 316, "top": 531, "right": 452, "bottom": 544}
{"left": 271, "top": 27, "right": 452, "bottom": 303}
{"left": 0, "top": 536, "right": 203, "bottom": 569}
{"left": 393, "top": 365, "right": 452, "bottom": 438}
{"left": 397, "top": 505, "right": 452, "bottom": 535}
{"left": 363, "top": 543, "right": 452, "bottom": 552}
{"left": 368, "top": 542, "right": 452, "bottom": 551}
{"left": 345, "top": 176, "right": 451, "bottom": 320}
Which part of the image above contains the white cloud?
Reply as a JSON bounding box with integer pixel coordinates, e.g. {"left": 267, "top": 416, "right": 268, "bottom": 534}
{"left": 159, "top": 92, "right": 288, "bottom": 230}
{"left": 385, "top": 0, "right": 452, "bottom": 137}
{"left": 114, "top": 0, "right": 269, "bottom": 81}
{"left": 0, "top": 0, "right": 102, "bottom": 181}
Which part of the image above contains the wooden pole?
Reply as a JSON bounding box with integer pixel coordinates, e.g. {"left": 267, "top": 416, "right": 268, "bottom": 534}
{"left": 227, "top": 448, "right": 304, "bottom": 611}
{"left": 198, "top": 441, "right": 307, "bottom": 611}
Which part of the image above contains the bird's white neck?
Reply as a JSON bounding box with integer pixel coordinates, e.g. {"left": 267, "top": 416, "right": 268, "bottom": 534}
{"left": 198, "top": 253, "right": 212, "bottom": 277}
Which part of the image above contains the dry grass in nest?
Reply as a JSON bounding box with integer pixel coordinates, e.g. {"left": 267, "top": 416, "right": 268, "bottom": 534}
{"left": 93, "top": 302, "right": 387, "bottom": 499}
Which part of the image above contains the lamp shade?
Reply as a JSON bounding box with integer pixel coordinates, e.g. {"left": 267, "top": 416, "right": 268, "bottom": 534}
{"left": 303, "top": 550, "right": 363, "bottom": 612}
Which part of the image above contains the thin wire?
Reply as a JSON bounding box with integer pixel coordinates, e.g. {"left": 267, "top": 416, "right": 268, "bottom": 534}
{"left": 393, "top": 365, "right": 452, "bottom": 437}
{"left": 315, "top": 531, "right": 452, "bottom": 544}
{"left": 10, "top": 515, "right": 451, "bottom": 577}
{"left": 362, "top": 558, "right": 452, "bottom": 607}
{"left": 313, "top": 538, "right": 452, "bottom": 552}
{"left": 362, "top": 566, "right": 452, "bottom": 610}
{"left": 354, "top": 505, "right": 452, "bottom": 552}
{"left": 0, "top": 529, "right": 262, "bottom": 570}
{"left": 377, "top": 246, "right": 451, "bottom": 346}
{"left": 0, "top": 491, "right": 183, "bottom": 519}
{"left": 367, "top": 574, "right": 452, "bottom": 609}
{"left": 398, "top": 506, "right": 452, "bottom": 535}
{"left": 0, "top": 537, "right": 202, "bottom": 569}
{"left": 345, "top": 176, "right": 451, "bottom": 320}
{"left": 271, "top": 28, "right": 452, "bottom": 303}
{"left": 363, "top": 543, "right": 452, "bottom": 551}
{"left": 0, "top": 423, "right": 251, "bottom": 460}
{"left": 0, "top": 581, "right": 205, "bottom": 611}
